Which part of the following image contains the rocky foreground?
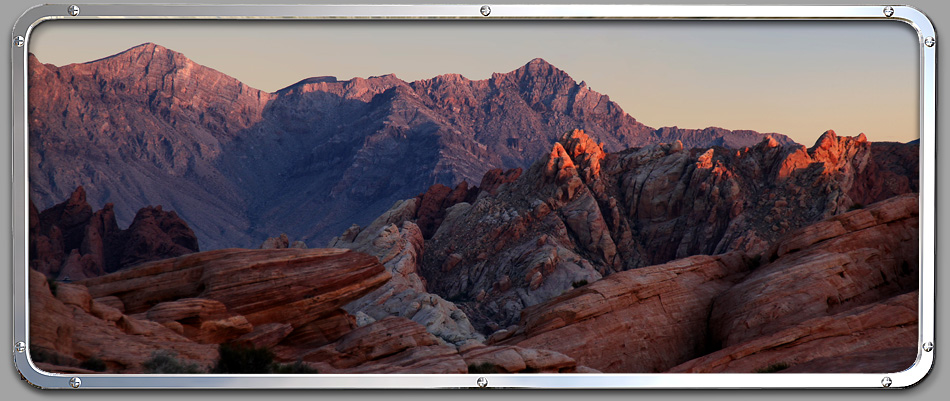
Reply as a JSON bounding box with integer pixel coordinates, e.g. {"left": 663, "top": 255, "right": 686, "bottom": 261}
{"left": 30, "top": 191, "right": 917, "bottom": 374}
{"left": 30, "top": 129, "right": 918, "bottom": 374}
{"left": 30, "top": 248, "right": 591, "bottom": 374}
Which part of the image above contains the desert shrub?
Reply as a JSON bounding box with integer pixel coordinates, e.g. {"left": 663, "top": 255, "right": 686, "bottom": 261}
{"left": 848, "top": 203, "right": 865, "bottom": 211}
{"left": 754, "top": 362, "right": 790, "bottom": 373}
{"left": 213, "top": 344, "right": 275, "bottom": 374}
{"left": 143, "top": 351, "right": 203, "bottom": 374}
{"left": 79, "top": 356, "right": 107, "bottom": 372}
{"left": 446, "top": 293, "right": 469, "bottom": 303}
{"left": 47, "top": 278, "right": 58, "bottom": 296}
{"left": 747, "top": 254, "right": 763, "bottom": 269}
{"left": 272, "top": 360, "right": 319, "bottom": 374}
{"left": 468, "top": 362, "right": 499, "bottom": 374}
{"left": 571, "top": 280, "right": 588, "bottom": 289}
{"left": 31, "top": 347, "right": 69, "bottom": 366}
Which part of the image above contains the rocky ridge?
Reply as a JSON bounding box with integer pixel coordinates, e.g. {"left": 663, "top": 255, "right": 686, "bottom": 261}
{"left": 30, "top": 186, "right": 199, "bottom": 281}
{"left": 405, "top": 129, "right": 917, "bottom": 330}
{"left": 30, "top": 43, "right": 796, "bottom": 250}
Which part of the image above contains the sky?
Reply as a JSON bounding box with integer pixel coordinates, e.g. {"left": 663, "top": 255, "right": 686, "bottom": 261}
{"left": 28, "top": 20, "right": 920, "bottom": 145}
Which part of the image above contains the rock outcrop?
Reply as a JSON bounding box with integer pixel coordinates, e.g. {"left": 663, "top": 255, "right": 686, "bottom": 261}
{"left": 494, "top": 253, "right": 755, "bottom": 372}
{"left": 79, "top": 248, "right": 389, "bottom": 347}
{"left": 285, "top": 316, "right": 589, "bottom": 374}
{"left": 31, "top": 248, "right": 585, "bottom": 374}
{"left": 30, "top": 186, "right": 199, "bottom": 280}
{"left": 329, "top": 199, "right": 484, "bottom": 344}
{"left": 29, "top": 269, "right": 219, "bottom": 373}
{"left": 707, "top": 193, "right": 918, "bottom": 348}
{"left": 491, "top": 194, "right": 918, "bottom": 373}
{"left": 413, "top": 129, "right": 917, "bottom": 330}
{"left": 30, "top": 44, "right": 796, "bottom": 250}
{"left": 31, "top": 247, "right": 390, "bottom": 372}
{"left": 668, "top": 292, "right": 918, "bottom": 373}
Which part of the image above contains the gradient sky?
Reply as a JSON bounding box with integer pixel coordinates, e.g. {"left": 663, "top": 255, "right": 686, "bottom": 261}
{"left": 29, "top": 20, "right": 919, "bottom": 145}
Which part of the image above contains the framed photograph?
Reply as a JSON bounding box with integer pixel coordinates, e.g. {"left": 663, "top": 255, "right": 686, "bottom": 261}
{"left": 11, "top": 4, "right": 935, "bottom": 389}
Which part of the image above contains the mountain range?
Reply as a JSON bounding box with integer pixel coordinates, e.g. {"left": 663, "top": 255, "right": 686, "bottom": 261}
{"left": 29, "top": 42, "right": 797, "bottom": 249}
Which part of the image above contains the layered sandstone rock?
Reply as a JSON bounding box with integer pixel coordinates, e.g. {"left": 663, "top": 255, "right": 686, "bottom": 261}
{"left": 31, "top": 247, "right": 392, "bottom": 373}
{"left": 495, "top": 253, "right": 754, "bottom": 372}
{"left": 709, "top": 194, "right": 918, "bottom": 348}
{"left": 80, "top": 248, "right": 389, "bottom": 347}
{"left": 669, "top": 292, "right": 918, "bottom": 373}
{"left": 288, "top": 316, "right": 586, "bottom": 374}
{"left": 487, "top": 193, "right": 918, "bottom": 373}
{"left": 29, "top": 269, "right": 219, "bottom": 373}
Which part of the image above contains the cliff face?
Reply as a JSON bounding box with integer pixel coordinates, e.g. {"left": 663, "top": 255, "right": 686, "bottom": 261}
{"left": 29, "top": 44, "right": 795, "bottom": 250}
{"left": 407, "top": 129, "right": 917, "bottom": 330}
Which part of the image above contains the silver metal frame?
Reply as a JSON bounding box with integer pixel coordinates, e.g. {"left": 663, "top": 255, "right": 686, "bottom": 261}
{"left": 10, "top": 4, "right": 936, "bottom": 389}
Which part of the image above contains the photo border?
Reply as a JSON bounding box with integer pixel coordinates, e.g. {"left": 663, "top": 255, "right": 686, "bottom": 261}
{"left": 10, "top": 3, "right": 936, "bottom": 389}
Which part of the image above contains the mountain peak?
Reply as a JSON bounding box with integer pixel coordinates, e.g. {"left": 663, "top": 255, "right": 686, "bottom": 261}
{"left": 526, "top": 57, "right": 553, "bottom": 66}
{"left": 490, "top": 57, "right": 572, "bottom": 83}
{"left": 78, "top": 42, "right": 187, "bottom": 68}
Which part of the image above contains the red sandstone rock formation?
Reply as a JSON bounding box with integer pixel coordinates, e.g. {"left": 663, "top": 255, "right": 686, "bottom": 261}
{"left": 30, "top": 186, "right": 199, "bottom": 280}
{"left": 415, "top": 129, "right": 917, "bottom": 331}
{"left": 491, "top": 194, "right": 918, "bottom": 373}
{"left": 495, "top": 253, "right": 754, "bottom": 372}
{"left": 31, "top": 247, "right": 583, "bottom": 374}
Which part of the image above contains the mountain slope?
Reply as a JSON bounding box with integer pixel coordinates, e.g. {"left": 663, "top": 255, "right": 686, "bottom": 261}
{"left": 30, "top": 43, "right": 797, "bottom": 249}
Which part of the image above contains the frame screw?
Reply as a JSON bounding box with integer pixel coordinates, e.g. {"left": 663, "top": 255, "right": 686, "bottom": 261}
{"left": 12, "top": 36, "right": 24, "bottom": 48}
{"left": 480, "top": 5, "right": 491, "bottom": 17}
{"left": 883, "top": 6, "right": 894, "bottom": 18}
{"left": 925, "top": 37, "right": 935, "bottom": 47}
{"left": 881, "top": 377, "right": 892, "bottom": 387}
{"left": 68, "top": 5, "right": 80, "bottom": 16}
{"left": 923, "top": 342, "right": 934, "bottom": 352}
{"left": 14, "top": 342, "right": 26, "bottom": 353}
{"left": 476, "top": 376, "right": 488, "bottom": 387}
{"left": 69, "top": 377, "right": 82, "bottom": 389}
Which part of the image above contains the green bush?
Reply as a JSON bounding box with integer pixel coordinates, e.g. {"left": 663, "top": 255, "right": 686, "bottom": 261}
{"left": 468, "top": 362, "right": 499, "bottom": 374}
{"left": 212, "top": 344, "right": 319, "bottom": 374}
{"left": 143, "top": 351, "right": 204, "bottom": 374}
{"left": 272, "top": 360, "right": 319, "bottom": 374}
{"left": 31, "top": 347, "right": 69, "bottom": 366}
{"left": 754, "top": 362, "right": 790, "bottom": 373}
{"left": 47, "top": 278, "right": 58, "bottom": 296}
{"left": 571, "top": 280, "right": 589, "bottom": 289}
{"left": 213, "top": 344, "right": 276, "bottom": 374}
{"left": 747, "top": 254, "right": 763, "bottom": 269}
{"left": 79, "top": 356, "right": 107, "bottom": 372}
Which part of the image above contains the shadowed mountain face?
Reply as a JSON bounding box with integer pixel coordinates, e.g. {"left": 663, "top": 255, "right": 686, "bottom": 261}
{"left": 29, "top": 43, "right": 796, "bottom": 249}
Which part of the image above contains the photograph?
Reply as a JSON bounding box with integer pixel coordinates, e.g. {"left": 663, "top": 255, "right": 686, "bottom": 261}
{"left": 24, "top": 18, "right": 920, "bottom": 376}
